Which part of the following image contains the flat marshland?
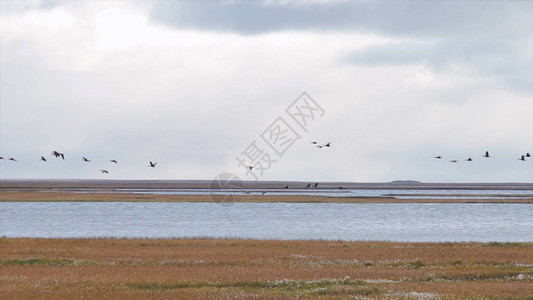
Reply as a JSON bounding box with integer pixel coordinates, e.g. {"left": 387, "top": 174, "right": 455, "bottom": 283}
{"left": 2, "top": 180, "right": 532, "bottom": 203}
{"left": 5, "top": 191, "right": 533, "bottom": 203}
{"left": 0, "top": 238, "right": 531, "bottom": 299}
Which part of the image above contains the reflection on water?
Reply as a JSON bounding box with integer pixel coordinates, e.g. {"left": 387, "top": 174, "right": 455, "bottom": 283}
{"left": 1, "top": 202, "right": 531, "bottom": 242}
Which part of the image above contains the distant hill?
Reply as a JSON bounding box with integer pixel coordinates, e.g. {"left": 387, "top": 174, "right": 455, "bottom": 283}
{"left": 390, "top": 180, "right": 422, "bottom": 184}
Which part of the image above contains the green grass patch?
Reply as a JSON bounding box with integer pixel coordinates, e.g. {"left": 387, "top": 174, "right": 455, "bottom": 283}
{"left": 0, "top": 257, "right": 75, "bottom": 266}
{"left": 483, "top": 242, "right": 523, "bottom": 247}
{"left": 415, "top": 271, "right": 531, "bottom": 282}
{"left": 388, "top": 259, "right": 428, "bottom": 269}
{"left": 128, "top": 277, "right": 368, "bottom": 294}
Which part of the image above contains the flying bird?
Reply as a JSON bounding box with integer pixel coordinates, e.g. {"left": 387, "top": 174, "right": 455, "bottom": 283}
{"left": 433, "top": 156, "right": 443, "bottom": 159}
{"left": 449, "top": 160, "right": 458, "bottom": 163}
{"left": 40, "top": 156, "right": 47, "bottom": 162}
{"left": 483, "top": 151, "right": 491, "bottom": 158}
{"left": 149, "top": 161, "right": 157, "bottom": 168}
{"left": 51, "top": 151, "right": 64, "bottom": 159}
{"left": 110, "top": 160, "right": 118, "bottom": 164}
{"left": 100, "top": 170, "right": 109, "bottom": 174}
{"left": 82, "top": 157, "right": 91, "bottom": 162}
{"left": 0, "top": 157, "right": 4, "bottom": 160}
{"left": 247, "top": 165, "right": 253, "bottom": 170}
{"left": 313, "top": 182, "right": 319, "bottom": 188}
{"left": 316, "top": 145, "right": 323, "bottom": 148}
{"left": 310, "top": 142, "right": 318, "bottom": 144}
{"left": 306, "top": 183, "right": 311, "bottom": 188}
{"left": 8, "top": 158, "right": 17, "bottom": 161}
{"left": 526, "top": 153, "right": 531, "bottom": 158}
{"left": 284, "top": 184, "right": 289, "bottom": 189}
{"left": 465, "top": 158, "right": 473, "bottom": 161}
{"left": 519, "top": 155, "right": 526, "bottom": 161}
{"left": 323, "top": 142, "right": 331, "bottom": 147}
{"left": 338, "top": 186, "right": 343, "bottom": 190}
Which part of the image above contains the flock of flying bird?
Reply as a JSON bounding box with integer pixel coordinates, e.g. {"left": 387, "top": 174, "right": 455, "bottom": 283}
{"left": 1, "top": 145, "right": 530, "bottom": 177}
{"left": 0, "top": 150, "right": 158, "bottom": 174}
{"left": 310, "top": 141, "right": 331, "bottom": 148}
{"left": 433, "top": 151, "right": 531, "bottom": 163}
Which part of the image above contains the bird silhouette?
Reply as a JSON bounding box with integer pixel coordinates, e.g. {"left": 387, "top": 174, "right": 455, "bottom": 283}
{"left": 433, "top": 156, "right": 443, "bottom": 159}
{"left": 0, "top": 157, "right": 4, "bottom": 160}
{"left": 526, "top": 153, "right": 531, "bottom": 158}
{"left": 247, "top": 165, "right": 253, "bottom": 170}
{"left": 310, "top": 142, "right": 318, "bottom": 144}
{"left": 100, "top": 170, "right": 109, "bottom": 174}
{"left": 449, "top": 160, "right": 458, "bottom": 163}
{"left": 51, "top": 151, "right": 64, "bottom": 160}
{"left": 8, "top": 158, "right": 17, "bottom": 162}
{"left": 338, "top": 186, "right": 343, "bottom": 190}
{"left": 110, "top": 160, "right": 118, "bottom": 164}
{"left": 306, "top": 183, "right": 311, "bottom": 188}
{"left": 465, "top": 158, "right": 473, "bottom": 161}
{"left": 316, "top": 145, "right": 323, "bottom": 148}
{"left": 82, "top": 157, "right": 91, "bottom": 162}
{"left": 519, "top": 155, "right": 526, "bottom": 161}
{"left": 284, "top": 184, "right": 289, "bottom": 189}
{"left": 314, "top": 182, "right": 319, "bottom": 188}
{"left": 149, "top": 161, "right": 157, "bottom": 168}
{"left": 483, "top": 151, "right": 491, "bottom": 158}
{"left": 323, "top": 142, "right": 331, "bottom": 147}
{"left": 40, "top": 156, "right": 47, "bottom": 162}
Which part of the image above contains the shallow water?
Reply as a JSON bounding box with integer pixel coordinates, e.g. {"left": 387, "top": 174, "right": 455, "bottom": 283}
{"left": 1, "top": 202, "right": 531, "bottom": 242}
{"left": 46, "top": 188, "right": 533, "bottom": 200}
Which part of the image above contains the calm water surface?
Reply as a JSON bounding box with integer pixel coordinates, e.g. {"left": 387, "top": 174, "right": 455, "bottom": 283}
{"left": 1, "top": 202, "right": 531, "bottom": 242}
{"left": 47, "top": 188, "right": 533, "bottom": 199}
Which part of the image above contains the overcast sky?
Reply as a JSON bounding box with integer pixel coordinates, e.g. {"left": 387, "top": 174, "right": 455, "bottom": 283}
{"left": 1, "top": 0, "right": 532, "bottom": 182}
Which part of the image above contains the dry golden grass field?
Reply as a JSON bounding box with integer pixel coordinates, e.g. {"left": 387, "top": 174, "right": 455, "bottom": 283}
{"left": 0, "top": 238, "right": 531, "bottom": 299}
{"left": 1, "top": 191, "right": 532, "bottom": 203}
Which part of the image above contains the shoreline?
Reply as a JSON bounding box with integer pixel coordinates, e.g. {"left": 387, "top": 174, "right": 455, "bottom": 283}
{"left": 2, "top": 179, "right": 532, "bottom": 203}
{"left": 2, "top": 179, "right": 533, "bottom": 190}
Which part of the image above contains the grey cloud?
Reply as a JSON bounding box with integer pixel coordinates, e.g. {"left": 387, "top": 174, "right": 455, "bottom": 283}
{"left": 149, "top": 1, "right": 530, "bottom": 38}
{"left": 149, "top": 0, "right": 532, "bottom": 96}
{"left": 346, "top": 38, "right": 532, "bottom": 95}
{"left": 346, "top": 40, "right": 509, "bottom": 68}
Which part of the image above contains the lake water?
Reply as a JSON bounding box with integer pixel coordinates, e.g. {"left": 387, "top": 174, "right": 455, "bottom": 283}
{"left": 1, "top": 202, "right": 531, "bottom": 242}
{"left": 46, "top": 188, "right": 533, "bottom": 200}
